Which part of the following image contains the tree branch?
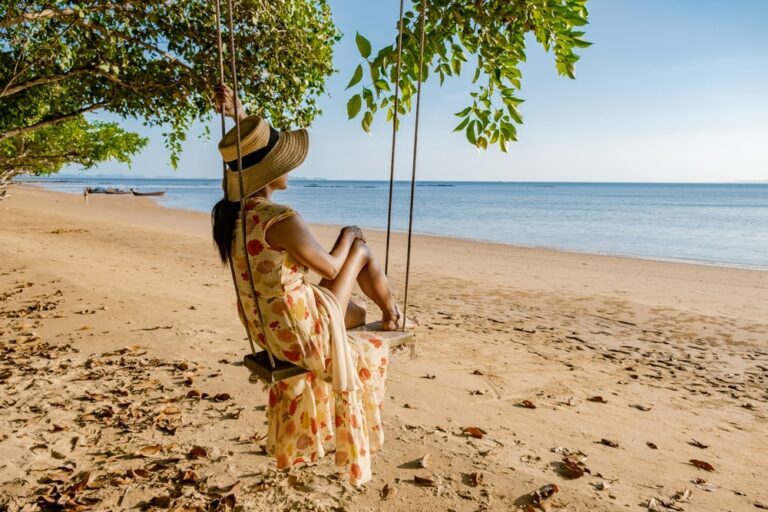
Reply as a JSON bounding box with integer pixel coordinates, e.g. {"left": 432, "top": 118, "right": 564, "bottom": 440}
{"left": 0, "top": 5, "right": 134, "bottom": 29}
{"left": 1, "top": 66, "right": 95, "bottom": 98}
{"left": 0, "top": 102, "right": 108, "bottom": 143}
{"left": 72, "top": 18, "right": 193, "bottom": 72}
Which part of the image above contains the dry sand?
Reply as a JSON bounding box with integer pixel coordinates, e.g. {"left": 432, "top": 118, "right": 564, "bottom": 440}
{"left": 1, "top": 184, "right": 767, "bottom": 511}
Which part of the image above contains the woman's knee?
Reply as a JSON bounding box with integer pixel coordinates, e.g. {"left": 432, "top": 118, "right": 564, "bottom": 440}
{"left": 350, "top": 238, "right": 371, "bottom": 259}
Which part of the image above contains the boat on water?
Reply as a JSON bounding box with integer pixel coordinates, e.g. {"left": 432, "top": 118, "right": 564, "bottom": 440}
{"left": 130, "top": 189, "right": 166, "bottom": 197}
{"left": 104, "top": 188, "right": 131, "bottom": 195}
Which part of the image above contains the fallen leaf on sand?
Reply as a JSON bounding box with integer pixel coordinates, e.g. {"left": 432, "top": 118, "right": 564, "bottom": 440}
{"left": 212, "top": 393, "right": 231, "bottom": 402}
{"left": 558, "top": 456, "right": 589, "bottom": 479}
{"left": 467, "top": 472, "right": 483, "bottom": 487}
{"left": 690, "top": 459, "right": 715, "bottom": 472}
{"left": 149, "top": 496, "right": 171, "bottom": 508}
{"left": 207, "top": 481, "right": 240, "bottom": 494}
{"left": 134, "top": 445, "right": 162, "bottom": 458}
{"left": 630, "top": 404, "right": 652, "bottom": 411}
{"left": 520, "top": 400, "right": 536, "bottom": 409}
{"left": 462, "top": 426, "right": 486, "bottom": 439}
{"left": 688, "top": 439, "right": 709, "bottom": 449}
{"left": 414, "top": 475, "right": 437, "bottom": 487}
{"left": 188, "top": 446, "right": 207, "bottom": 459}
{"left": 472, "top": 369, "right": 484, "bottom": 376}
{"left": 647, "top": 442, "right": 659, "bottom": 449}
{"left": 178, "top": 469, "right": 199, "bottom": 484}
{"left": 587, "top": 396, "right": 608, "bottom": 403}
{"left": 381, "top": 483, "right": 397, "bottom": 499}
{"left": 422, "top": 374, "right": 436, "bottom": 379}
{"left": 531, "top": 484, "right": 559, "bottom": 504}
{"left": 600, "top": 438, "right": 619, "bottom": 448}
{"left": 64, "top": 471, "right": 91, "bottom": 494}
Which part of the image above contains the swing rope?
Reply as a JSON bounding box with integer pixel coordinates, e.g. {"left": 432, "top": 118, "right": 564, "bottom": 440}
{"left": 214, "top": 0, "right": 423, "bottom": 368}
{"left": 402, "top": 0, "right": 427, "bottom": 330}
{"left": 216, "top": 0, "right": 275, "bottom": 368}
{"left": 384, "top": 0, "right": 405, "bottom": 276}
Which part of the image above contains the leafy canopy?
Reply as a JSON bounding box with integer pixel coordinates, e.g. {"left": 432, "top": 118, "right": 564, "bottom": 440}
{"left": 0, "top": 0, "right": 340, "bottom": 171}
{"left": 0, "top": 117, "right": 146, "bottom": 178}
{"left": 345, "top": 0, "right": 591, "bottom": 151}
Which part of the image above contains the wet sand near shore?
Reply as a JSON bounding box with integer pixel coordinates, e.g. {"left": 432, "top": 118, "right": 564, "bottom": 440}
{"left": 1, "top": 184, "right": 767, "bottom": 511}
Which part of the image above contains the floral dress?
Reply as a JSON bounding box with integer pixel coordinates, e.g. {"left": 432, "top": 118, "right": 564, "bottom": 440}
{"left": 231, "top": 196, "right": 389, "bottom": 486}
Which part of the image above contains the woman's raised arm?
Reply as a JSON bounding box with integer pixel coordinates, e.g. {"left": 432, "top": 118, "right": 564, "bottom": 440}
{"left": 266, "top": 214, "right": 363, "bottom": 280}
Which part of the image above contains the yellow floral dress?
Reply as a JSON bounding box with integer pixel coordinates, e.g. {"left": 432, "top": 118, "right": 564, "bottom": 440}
{"left": 231, "top": 196, "right": 389, "bottom": 486}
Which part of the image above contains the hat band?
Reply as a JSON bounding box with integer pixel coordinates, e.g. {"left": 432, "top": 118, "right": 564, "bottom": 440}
{"left": 226, "top": 126, "right": 280, "bottom": 172}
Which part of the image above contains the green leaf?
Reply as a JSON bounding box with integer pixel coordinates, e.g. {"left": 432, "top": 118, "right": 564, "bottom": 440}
{"left": 356, "top": 32, "right": 372, "bottom": 58}
{"left": 466, "top": 120, "right": 477, "bottom": 145}
{"left": 453, "top": 116, "right": 470, "bottom": 132}
{"left": 455, "top": 107, "right": 471, "bottom": 117}
{"left": 373, "top": 79, "right": 391, "bottom": 92}
{"left": 346, "top": 64, "right": 363, "bottom": 90}
{"left": 362, "top": 111, "right": 373, "bottom": 132}
{"left": 347, "top": 95, "right": 362, "bottom": 119}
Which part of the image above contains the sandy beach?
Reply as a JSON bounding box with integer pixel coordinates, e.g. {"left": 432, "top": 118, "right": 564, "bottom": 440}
{"left": 1, "top": 184, "right": 767, "bottom": 511}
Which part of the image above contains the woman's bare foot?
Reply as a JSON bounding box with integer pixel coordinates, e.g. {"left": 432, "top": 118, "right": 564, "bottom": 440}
{"left": 381, "top": 305, "right": 418, "bottom": 331}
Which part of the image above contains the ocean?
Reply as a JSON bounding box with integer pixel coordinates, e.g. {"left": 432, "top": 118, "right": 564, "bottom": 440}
{"left": 22, "top": 177, "right": 768, "bottom": 270}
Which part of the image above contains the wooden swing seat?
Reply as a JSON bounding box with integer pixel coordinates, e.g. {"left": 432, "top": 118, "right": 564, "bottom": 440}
{"left": 244, "top": 321, "right": 415, "bottom": 384}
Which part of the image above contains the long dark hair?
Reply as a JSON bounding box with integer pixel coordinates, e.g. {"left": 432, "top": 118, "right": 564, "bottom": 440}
{"left": 211, "top": 198, "right": 241, "bottom": 263}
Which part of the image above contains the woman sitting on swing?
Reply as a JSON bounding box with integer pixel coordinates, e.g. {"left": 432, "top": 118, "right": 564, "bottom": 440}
{"left": 212, "top": 84, "right": 408, "bottom": 486}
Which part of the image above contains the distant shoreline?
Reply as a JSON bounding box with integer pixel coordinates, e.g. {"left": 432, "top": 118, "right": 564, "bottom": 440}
{"left": 16, "top": 182, "right": 768, "bottom": 273}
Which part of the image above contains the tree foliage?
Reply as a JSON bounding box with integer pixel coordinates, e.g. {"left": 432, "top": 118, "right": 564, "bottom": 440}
{"left": 0, "top": 116, "right": 146, "bottom": 190}
{"left": 346, "top": 0, "right": 591, "bottom": 151}
{"left": 0, "top": 0, "right": 340, "bottom": 171}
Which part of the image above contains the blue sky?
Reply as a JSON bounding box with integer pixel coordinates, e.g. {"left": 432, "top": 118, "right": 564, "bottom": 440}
{"left": 83, "top": 0, "right": 768, "bottom": 182}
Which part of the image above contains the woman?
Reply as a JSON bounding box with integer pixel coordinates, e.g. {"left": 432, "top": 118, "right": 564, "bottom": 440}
{"left": 212, "top": 84, "right": 406, "bottom": 486}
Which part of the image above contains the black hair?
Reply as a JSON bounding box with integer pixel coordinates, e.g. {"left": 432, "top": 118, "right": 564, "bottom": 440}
{"left": 211, "top": 198, "right": 241, "bottom": 263}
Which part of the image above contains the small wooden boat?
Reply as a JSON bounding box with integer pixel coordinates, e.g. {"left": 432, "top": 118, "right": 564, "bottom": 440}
{"left": 85, "top": 187, "right": 107, "bottom": 194}
{"left": 130, "top": 189, "right": 166, "bottom": 197}
{"left": 104, "top": 187, "right": 130, "bottom": 195}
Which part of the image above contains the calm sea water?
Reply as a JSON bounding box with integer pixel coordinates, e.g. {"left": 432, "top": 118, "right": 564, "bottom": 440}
{"left": 23, "top": 177, "right": 768, "bottom": 270}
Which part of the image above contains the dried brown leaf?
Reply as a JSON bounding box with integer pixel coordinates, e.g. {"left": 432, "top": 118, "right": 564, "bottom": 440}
{"left": 690, "top": 459, "right": 715, "bottom": 472}
{"left": 64, "top": 471, "right": 91, "bottom": 494}
{"left": 588, "top": 396, "right": 608, "bottom": 403}
{"left": 467, "top": 471, "right": 483, "bottom": 487}
{"left": 207, "top": 480, "right": 239, "bottom": 494}
{"left": 212, "top": 393, "right": 231, "bottom": 402}
{"left": 134, "top": 444, "right": 162, "bottom": 458}
{"left": 462, "top": 426, "right": 485, "bottom": 439}
{"left": 600, "top": 438, "right": 619, "bottom": 448}
{"left": 178, "top": 469, "right": 198, "bottom": 484}
{"left": 531, "top": 483, "right": 559, "bottom": 504}
{"left": 381, "top": 483, "right": 397, "bottom": 499}
{"left": 689, "top": 439, "right": 709, "bottom": 449}
{"left": 414, "top": 475, "right": 437, "bottom": 487}
{"left": 188, "top": 446, "right": 207, "bottom": 460}
{"left": 558, "top": 458, "right": 586, "bottom": 479}
{"left": 520, "top": 400, "right": 536, "bottom": 409}
{"left": 647, "top": 441, "right": 658, "bottom": 450}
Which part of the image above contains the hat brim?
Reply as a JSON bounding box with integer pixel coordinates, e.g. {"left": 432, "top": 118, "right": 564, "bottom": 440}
{"left": 224, "top": 128, "right": 309, "bottom": 202}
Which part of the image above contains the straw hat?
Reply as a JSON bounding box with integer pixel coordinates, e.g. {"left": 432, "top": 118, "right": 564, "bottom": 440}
{"left": 218, "top": 115, "right": 309, "bottom": 201}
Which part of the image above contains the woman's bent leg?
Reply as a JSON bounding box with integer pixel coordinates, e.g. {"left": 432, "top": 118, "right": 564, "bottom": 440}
{"left": 319, "top": 239, "right": 397, "bottom": 329}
